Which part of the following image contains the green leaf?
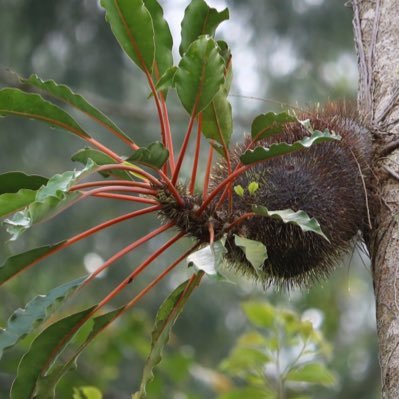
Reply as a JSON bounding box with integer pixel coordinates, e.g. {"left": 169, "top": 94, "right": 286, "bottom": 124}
{"left": 0, "top": 243, "right": 65, "bottom": 286}
{"left": 133, "top": 275, "right": 201, "bottom": 398}
{"left": 0, "top": 172, "right": 48, "bottom": 194}
{"left": 233, "top": 185, "right": 244, "bottom": 198}
{"left": 240, "top": 130, "right": 341, "bottom": 165}
{"left": 10, "top": 306, "right": 95, "bottom": 399}
{"left": 218, "top": 387, "right": 273, "bottom": 399}
{"left": 23, "top": 74, "right": 134, "bottom": 144}
{"left": 286, "top": 363, "right": 336, "bottom": 386}
{"left": 251, "top": 112, "right": 297, "bottom": 141}
{"left": 73, "top": 387, "right": 103, "bottom": 399}
{"left": 252, "top": 205, "right": 329, "bottom": 242}
{"left": 234, "top": 235, "right": 267, "bottom": 273}
{"left": 0, "top": 276, "right": 86, "bottom": 359}
{"left": 126, "top": 141, "right": 169, "bottom": 169}
{"left": 142, "top": 0, "right": 173, "bottom": 78}
{"left": 0, "top": 88, "right": 90, "bottom": 139}
{"left": 101, "top": 0, "right": 155, "bottom": 72}
{"left": 175, "top": 35, "right": 225, "bottom": 115}
{"left": 154, "top": 66, "right": 177, "bottom": 96}
{"left": 220, "top": 346, "right": 270, "bottom": 375}
{"left": 4, "top": 160, "right": 97, "bottom": 240}
{"left": 241, "top": 302, "right": 276, "bottom": 330}
{"left": 71, "top": 148, "right": 131, "bottom": 180}
{"left": 0, "top": 189, "right": 37, "bottom": 218}
{"left": 35, "top": 308, "right": 123, "bottom": 399}
{"left": 179, "top": 0, "right": 229, "bottom": 56}
{"left": 247, "top": 182, "right": 259, "bottom": 196}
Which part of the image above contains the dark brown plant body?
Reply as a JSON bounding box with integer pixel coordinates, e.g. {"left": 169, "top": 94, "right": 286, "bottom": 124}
{"left": 159, "top": 104, "right": 374, "bottom": 287}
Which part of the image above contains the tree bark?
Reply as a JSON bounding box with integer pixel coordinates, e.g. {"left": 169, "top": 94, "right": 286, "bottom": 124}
{"left": 353, "top": 1, "right": 399, "bottom": 397}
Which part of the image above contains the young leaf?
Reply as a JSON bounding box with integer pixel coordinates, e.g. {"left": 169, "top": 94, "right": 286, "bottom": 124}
{"left": 240, "top": 130, "right": 341, "bottom": 165}
{"left": 10, "top": 306, "right": 96, "bottom": 399}
{"left": 72, "top": 387, "right": 103, "bottom": 399}
{"left": 174, "top": 35, "right": 225, "bottom": 115}
{"left": 23, "top": 74, "right": 134, "bottom": 145}
{"left": 133, "top": 274, "right": 202, "bottom": 398}
{"left": 126, "top": 141, "right": 169, "bottom": 169}
{"left": 286, "top": 362, "right": 336, "bottom": 386}
{"left": 4, "top": 160, "right": 97, "bottom": 240}
{"left": 0, "top": 88, "right": 90, "bottom": 139}
{"left": 0, "top": 243, "right": 65, "bottom": 286}
{"left": 0, "top": 276, "right": 86, "bottom": 359}
{"left": 234, "top": 235, "right": 267, "bottom": 273}
{"left": 179, "top": 0, "right": 229, "bottom": 56}
{"left": 101, "top": 0, "right": 155, "bottom": 73}
{"left": 0, "top": 172, "right": 48, "bottom": 194}
{"left": 241, "top": 302, "right": 276, "bottom": 330}
{"left": 251, "top": 112, "right": 297, "bottom": 141}
{"left": 252, "top": 205, "right": 329, "bottom": 241}
{"left": 154, "top": 66, "right": 177, "bottom": 96}
{"left": 142, "top": 0, "right": 173, "bottom": 78}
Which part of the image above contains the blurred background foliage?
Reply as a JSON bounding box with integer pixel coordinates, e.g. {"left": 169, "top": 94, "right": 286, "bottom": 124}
{"left": 0, "top": 0, "right": 379, "bottom": 398}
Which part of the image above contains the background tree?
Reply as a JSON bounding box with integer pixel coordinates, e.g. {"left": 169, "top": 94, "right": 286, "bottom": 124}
{"left": 353, "top": 0, "right": 399, "bottom": 397}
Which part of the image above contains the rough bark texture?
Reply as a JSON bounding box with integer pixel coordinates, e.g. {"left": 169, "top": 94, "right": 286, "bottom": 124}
{"left": 353, "top": 1, "right": 399, "bottom": 397}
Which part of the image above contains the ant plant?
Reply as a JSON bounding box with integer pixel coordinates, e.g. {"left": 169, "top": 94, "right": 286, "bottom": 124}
{"left": 0, "top": 0, "right": 338, "bottom": 397}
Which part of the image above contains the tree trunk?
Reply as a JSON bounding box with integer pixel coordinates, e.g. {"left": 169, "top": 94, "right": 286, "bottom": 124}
{"left": 353, "top": 1, "right": 399, "bottom": 397}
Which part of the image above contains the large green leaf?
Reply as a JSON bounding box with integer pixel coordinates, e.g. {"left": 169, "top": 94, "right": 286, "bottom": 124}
{"left": 34, "top": 308, "right": 124, "bottom": 399}
{"left": 252, "top": 205, "right": 329, "bottom": 241}
{"left": 4, "top": 160, "right": 97, "bottom": 240}
{"left": 142, "top": 0, "right": 173, "bottom": 78}
{"left": 126, "top": 141, "right": 169, "bottom": 169}
{"left": 175, "top": 36, "right": 225, "bottom": 115}
{"left": 251, "top": 112, "right": 297, "bottom": 141}
{"left": 0, "top": 276, "right": 86, "bottom": 359}
{"left": 179, "top": 0, "right": 229, "bottom": 56}
{"left": 0, "top": 172, "right": 48, "bottom": 194}
{"left": 234, "top": 235, "right": 267, "bottom": 275}
{"left": 133, "top": 274, "right": 202, "bottom": 398}
{"left": 0, "top": 189, "right": 37, "bottom": 218}
{"left": 0, "top": 243, "right": 65, "bottom": 286}
{"left": 0, "top": 88, "right": 90, "bottom": 139}
{"left": 10, "top": 307, "right": 95, "bottom": 399}
{"left": 240, "top": 130, "right": 340, "bottom": 165}
{"left": 101, "top": 0, "right": 154, "bottom": 73}
{"left": 23, "top": 74, "right": 134, "bottom": 144}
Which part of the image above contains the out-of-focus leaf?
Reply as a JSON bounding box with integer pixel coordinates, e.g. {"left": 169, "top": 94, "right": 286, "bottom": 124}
{"left": 0, "top": 243, "right": 65, "bottom": 286}
{"left": 286, "top": 363, "right": 336, "bottom": 386}
{"left": 0, "top": 172, "right": 48, "bottom": 194}
{"left": 179, "top": 0, "right": 229, "bottom": 56}
{"left": 240, "top": 130, "right": 341, "bottom": 165}
{"left": 251, "top": 112, "right": 296, "bottom": 141}
{"left": 72, "top": 387, "right": 103, "bottom": 399}
{"left": 10, "top": 307, "right": 95, "bottom": 399}
{"left": 4, "top": 160, "right": 97, "bottom": 240}
{"left": 175, "top": 35, "right": 225, "bottom": 115}
{"left": 23, "top": 74, "right": 134, "bottom": 144}
{"left": 126, "top": 141, "right": 169, "bottom": 169}
{"left": 234, "top": 235, "right": 267, "bottom": 274}
{"left": 218, "top": 387, "right": 273, "bottom": 399}
{"left": 133, "top": 274, "right": 202, "bottom": 398}
{"left": 220, "top": 346, "right": 270, "bottom": 375}
{"left": 0, "top": 276, "right": 86, "bottom": 359}
{"left": 0, "top": 88, "right": 90, "bottom": 138}
{"left": 241, "top": 302, "right": 276, "bottom": 330}
{"left": 101, "top": 0, "right": 154, "bottom": 72}
{"left": 252, "top": 205, "right": 329, "bottom": 242}
{"left": 143, "top": 0, "right": 173, "bottom": 78}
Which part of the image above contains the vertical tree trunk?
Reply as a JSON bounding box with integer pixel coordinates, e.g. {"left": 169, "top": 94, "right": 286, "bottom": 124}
{"left": 353, "top": 1, "right": 399, "bottom": 397}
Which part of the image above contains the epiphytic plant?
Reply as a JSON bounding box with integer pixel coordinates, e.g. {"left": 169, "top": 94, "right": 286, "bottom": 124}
{"left": 0, "top": 0, "right": 368, "bottom": 397}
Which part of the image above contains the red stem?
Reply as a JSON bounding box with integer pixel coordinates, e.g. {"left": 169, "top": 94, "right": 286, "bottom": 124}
{"left": 96, "top": 164, "right": 161, "bottom": 186}
{"left": 203, "top": 145, "right": 214, "bottom": 200}
{"left": 160, "top": 92, "right": 175, "bottom": 173}
{"left": 95, "top": 231, "right": 185, "bottom": 309}
{"left": 172, "top": 110, "right": 198, "bottom": 185}
{"left": 82, "top": 222, "right": 175, "bottom": 285}
{"left": 92, "top": 193, "right": 159, "bottom": 204}
{"left": 71, "top": 180, "right": 153, "bottom": 191}
{"left": 197, "top": 165, "right": 251, "bottom": 214}
{"left": 190, "top": 113, "right": 203, "bottom": 194}
{"left": 86, "top": 137, "right": 123, "bottom": 163}
{"left": 225, "top": 212, "right": 257, "bottom": 231}
{"left": 157, "top": 169, "right": 185, "bottom": 207}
